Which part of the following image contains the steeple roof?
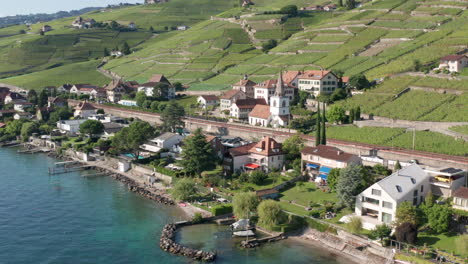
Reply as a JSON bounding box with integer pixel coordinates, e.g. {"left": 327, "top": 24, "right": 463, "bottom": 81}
{"left": 275, "top": 71, "right": 285, "bottom": 96}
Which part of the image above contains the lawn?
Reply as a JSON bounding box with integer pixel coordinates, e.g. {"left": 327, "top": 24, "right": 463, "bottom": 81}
{"left": 279, "top": 181, "right": 339, "bottom": 207}
{"left": 449, "top": 125, "right": 468, "bottom": 135}
{"left": 417, "top": 232, "right": 468, "bottom": 258}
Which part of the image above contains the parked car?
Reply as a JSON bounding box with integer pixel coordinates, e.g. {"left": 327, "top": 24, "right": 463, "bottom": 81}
{"left": 435, "top": 175, "right": 451, "bottom": 183}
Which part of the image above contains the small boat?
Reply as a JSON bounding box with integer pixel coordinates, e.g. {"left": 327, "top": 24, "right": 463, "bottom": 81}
{"left": 233, "top": 230, "right": 255, "bottom": 237}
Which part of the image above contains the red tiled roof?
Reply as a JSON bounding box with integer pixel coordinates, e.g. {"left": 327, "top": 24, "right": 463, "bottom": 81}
{"left": 233, "top": 98, "right": 266, "bottom": 109}
{"left": 149, "top": 74, "right": 171, "bottom": 85}
{"left": 341, "top": 76, "right": 349, "bottom": 83}
{"left": 0, "top": 122, "right": 5, "bottom": 128}
{"left": 298, "top": 70, "right": 334, "bottom": 80}
{"left": 301, "top": 145, "right": 358, "bottom": 162}
{"left": 254, "top": 79, "right": 277, "bottom": 89}
{"left": 249, "top": 137, "right": 283, "bottom": 156}
{"left": 140, "top": 82, "right": 158, "bottom": 87}
{"left": 229, "top": 142, "right": 257, "bottom": 157}
{"left": 233, "top": 79, "right": 256, "bottom": 87}
{"left": 282, "top": 71, "right": 300, "bottom": 85}
{"left": 75, "top": 101, "right": 96, "bottom": 111}
{"left": 249, "top": 104, "right": 270, "bottom": 119}
{"left": 440, "top": 55, "right": 467, "bottom": 61}
{"left": 220, "top": 89, "right": 245, "bottom": 100}
{"left": 453, "top": 186, "right": 468, "bottom": 199}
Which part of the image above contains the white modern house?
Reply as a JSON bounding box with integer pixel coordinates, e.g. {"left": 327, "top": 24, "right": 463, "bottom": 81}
{"left": 438, "top": 54, "right": 468, "bottom": 73}
{"left": 355, "top": 164, "right": 430, "bottom": 229}
{"left": 56, "top": 119, "right": 87, "bottom": 135}
{"left": 141, "top": 132, "right": 183, "bottom": 154}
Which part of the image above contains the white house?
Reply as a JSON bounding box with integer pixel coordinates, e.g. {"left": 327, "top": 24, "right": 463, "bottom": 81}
{"left": 56, "top": 119, "right": 87, "bottom": 135}
{"left": 249, "top": 72, "right": 291, "bottom": 128}
{"left": 438, "top": 54, "right": 468, "bottom": 73}
{"left": 452, "top": 187, "right": 468, "bottom": 212}
{"left": 14, "top": 112, "right": 33, "bottom": 120}
{"left": 220, "top": 89, "right": 247, "bottom": 111}
{"left": 141, "top": 132, "right": 184, "bottom": 154}
{"left": 13, "top": 101, "right": 34, "bottom": 112}
{"left": 232, "top": 76, "right": 256, "bottom": 98}
{"left": 197, "top": 95, "right": 219, "bottom": 109}
{"left": 254, "top": 78, "right": 295, "bottom": 104}
{"left": 355, "top": 164, "right": 430, "bottom": 229}
{"left": 298, "top": 70, "right": 339, "bottom": 96}
{"left": 230, "top": 98, "right": 266, "bottom": 119}
{"left": 74, "top": 101, "right": 97, "bottom": 119}
{"left": 177, "top": 25, "right": 189, "bottom": 30}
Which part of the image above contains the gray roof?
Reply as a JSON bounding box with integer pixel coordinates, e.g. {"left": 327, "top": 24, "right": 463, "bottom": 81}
{"left": 155, "top": 132, "right": 179, "bottom": 141}
{"left": 103, "top": 122, "right": 124, "bottom": 134}
{"left": 376, "top": 164, "right": 428, "bottom": 201}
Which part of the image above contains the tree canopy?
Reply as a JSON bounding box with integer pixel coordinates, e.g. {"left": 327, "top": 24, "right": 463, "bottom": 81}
{"left": 232, "top": 192, "right": 259, "bottom": 219}
{"left": 395, "top": 201, "right": 419, "bottom": 226}
{"left": 160, "top": 101, "right": 185, "bottom": 132}
{"left": 326, "top": 105, "right": 346, "bottom": 124}
{"left": 336, "top": 164, "right": 367, "bottom": 208}
{"left": 282, "top": 134, "right": 305, "bottom": 161}
{"left": 79, "top": 120, "right": 104, "bottom": 138}
{"left": 180, "top": 128, "right": 214, "bottom": 175}
{"left": 258, "top": 200, "right": 285, "bottom": 228}
{"left": 112, "top": 121, "right": 155, "bottom": 160}
{"left": 349, "top": 74, "right": 370, "bottom": 90}
{"left": 427, "top": 203, "right": 451, "bottom": 233}
{"left": 172, "top": 178, "right": 197, "bottom": 201}
{"left": 280, "top": 5, "right": 298, "bottom": 16}
{"left": 327, "top": 168, "right": 341, "bottom": 192}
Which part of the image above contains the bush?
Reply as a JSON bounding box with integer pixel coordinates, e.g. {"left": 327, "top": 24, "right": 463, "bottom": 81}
{"left": 249, "top": 171, "right": 268, "bottom": 185}
{"left": 192, "top": 212, "right": 203, "bottom": 223}
{"left": 395, "top": 222, "right": 418, "bottom": 244}
{"left": 211, "top": 204, "right": 233, "bottom": 216}
{"left": 347, "top": 216, "right": 362, "bottom": 234}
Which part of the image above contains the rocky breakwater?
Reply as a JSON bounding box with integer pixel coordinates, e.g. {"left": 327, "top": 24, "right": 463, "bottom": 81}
{"left": 107, "top": 171, "right": 175, "bottom": 205}
{"left": 160, "top": 224, "right": 217, "bottom": 262}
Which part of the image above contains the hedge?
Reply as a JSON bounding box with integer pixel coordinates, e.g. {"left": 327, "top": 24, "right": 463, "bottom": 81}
{"left": 211, "top": 204, "right": 233, "bottom": 216}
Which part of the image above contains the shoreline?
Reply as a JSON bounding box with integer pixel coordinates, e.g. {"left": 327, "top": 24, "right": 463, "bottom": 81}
{"left": 45, "top": 151, "right": 374, "bottom": 263}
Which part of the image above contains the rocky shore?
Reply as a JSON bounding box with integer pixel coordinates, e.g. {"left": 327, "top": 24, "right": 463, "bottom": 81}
{"left": 160, "top": 223, "right": 217, "bottom": 262}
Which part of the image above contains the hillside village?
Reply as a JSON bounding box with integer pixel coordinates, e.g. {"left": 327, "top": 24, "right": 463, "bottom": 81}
{"left": 0, "top": 0, "right": 468, "bottom": 263}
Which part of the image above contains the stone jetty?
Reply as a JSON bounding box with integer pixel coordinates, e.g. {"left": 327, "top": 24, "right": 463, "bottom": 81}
{"left": 160, "top": 224, "right": 217, "bottom": 262}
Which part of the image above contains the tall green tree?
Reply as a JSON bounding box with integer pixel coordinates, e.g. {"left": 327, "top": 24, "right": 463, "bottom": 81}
{"left": 38, "top": 89, "right": 48, "bottom": 107}
{"left": 282, "top": 134, "right": 305, "bottom": 161}
{"left": 27, "top": 89, "right": 38, "bottom": 105}
{"left": 427, "top": 204, "right": 451, "bottom": 233}
{"left": 258, "top": 200, "right": 285, "bottom": 228}
{"left": 121, "top": 41, "right": 131, "bottom": 55}
{"left": 49, "top": 107, "right": 73, "bottom": 124}
{"left": 354, "top": 106, "right": 361, "bottom": 121}
{"left": 103, "top": 47, "right": 110, "bottom": 56}
{"left": 395, "top": 201, "right": 419, "bottom": 226}
{"left": 327, "top": 168, "right": 341, "bottom": 191}
{"left": 79, "top": 120, "right": 104, "bottom": 138}
{"left": 394, "top": 160, "right": 402, "bottom": 170}
{"left": 232, "top": 192, "right": 259, "bottom": 219}
{"left": 349, "top": 74, "right": 370, "bottom": 90}
{"left": 161, "top": 101, "right": 185, "bottom": 132}
{"left": 135, "top": 91, "right": 147, "bottom": 107}
{"left": 180, "top": 128, "right": 214, "bottom": 175}
{"left": 321, "top": 106, "right": 326, "bottom": 145}
{"left": 112, "top": 121, "right": 155, "bottom": 160}
{"left": 374, "top": 224, "right": 392, "bottom": 243}
{"left": 172, "top": 178, "right": 197, "bottom": 201}
{"left": 326, "top": 105, "right": 346, "bottom": 124}
{"left": 336, "top": 164, "right": 366, "bottom": 208}
{"left": 315, "top": 104, "right": 321, "bottom": 146}
{"left": 20, "top": 122, "right": 39, "bottom": 141}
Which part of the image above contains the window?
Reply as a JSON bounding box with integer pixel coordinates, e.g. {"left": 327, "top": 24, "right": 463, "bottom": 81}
{"left": 382, "top": 213, "right": 392, "bottom": 224}
{"left": 411, "top": 178, "right": 416, "bottom": 184}
{"left": 383, "top": 201, "right": 392, "bottom": 209}
{"left": 420, "top": 185, "right": 424, "bottom": 192}
{"left": 371, "top": 189, "right": 381, "bottom": 196}
{"left": 413, "top": 190, "right": 418, "bottom": 196}
{"left": 413, "top": 197, "right": 418, "bottom": 205}
{"left": 396, "top": 185, "right": 402, "bottom": 192}
{"left": 363, "top": 197, "right": 379, "bottom": 205}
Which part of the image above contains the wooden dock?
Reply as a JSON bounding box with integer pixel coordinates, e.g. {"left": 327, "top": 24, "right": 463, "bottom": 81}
{"left": 48, "top": 165, "right": 95, "bottom": 175}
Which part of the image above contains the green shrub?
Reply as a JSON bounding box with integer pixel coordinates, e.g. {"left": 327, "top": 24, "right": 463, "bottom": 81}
{"left": 211, "top": 204, "right": 233, "bottom": 216}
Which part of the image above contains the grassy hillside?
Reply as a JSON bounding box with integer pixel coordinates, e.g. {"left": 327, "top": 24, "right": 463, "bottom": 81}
{"left": 0, "top": 0, "right": 467, "bottom": 92}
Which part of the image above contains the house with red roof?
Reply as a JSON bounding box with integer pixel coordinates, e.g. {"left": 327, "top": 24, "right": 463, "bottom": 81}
{"left": 438, "top": 54, "right": 468, "bottom": 73}
{"left": 230, "top": 98, "right": 266, "bottom": 119}
{"left": 226, "top": 137, "right": 285, "bottom": 174}
{"left": 297, "top": 70, "right": 339, "bottom": 96}
{"left": 220, "top": 89, "right": 247, "bottom": 111}
{"left": 74, "top": 101, "right": 97, "bottom": 119}
{"left": 138, "top": 74, "right": 175, "bottom": 99}
{"left": 232, "top": 75, "right": 256, "bottom": 98}
{"left": 453, "top": 187, "right": 468, "bottom": 211}
{"left": 254, "top": 77, "right": 295, "bottom": 104}
{"left": 301, "top": 145, "right": 361, "bottom": 181}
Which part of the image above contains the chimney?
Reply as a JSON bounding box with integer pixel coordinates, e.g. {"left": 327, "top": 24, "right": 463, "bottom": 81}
{"left": 337, "top": 150, "right": 342, "bottom": 155}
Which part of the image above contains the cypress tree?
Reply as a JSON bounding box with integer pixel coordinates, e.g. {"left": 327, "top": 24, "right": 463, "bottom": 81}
{"left": 315, "top": 104, "right": 321, "bottom": 146}
{"left": 355, "top": 106, "right": 361, "bottom": 121}
{"left": 349, "top": 108, "right": 355, "bottom": 123}
{"left": 321, "top": 105, "right": 326, "bottom": 145}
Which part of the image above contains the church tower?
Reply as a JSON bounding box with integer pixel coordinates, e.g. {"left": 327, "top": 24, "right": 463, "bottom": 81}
{"left": 269, "top": 71, "right": 289, "bottom": 117}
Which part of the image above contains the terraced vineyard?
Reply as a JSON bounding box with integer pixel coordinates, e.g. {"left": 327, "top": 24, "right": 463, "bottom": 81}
{"left": 336, "top": 76, "right": 468, "bottom": 122}
{"left": 0, "top": 0, "right": 467, "bottom": 91}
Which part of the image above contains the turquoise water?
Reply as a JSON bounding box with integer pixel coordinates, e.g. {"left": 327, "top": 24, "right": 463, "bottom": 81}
{"left": 0, "top": 148, "right": 349, "bottom": 264}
